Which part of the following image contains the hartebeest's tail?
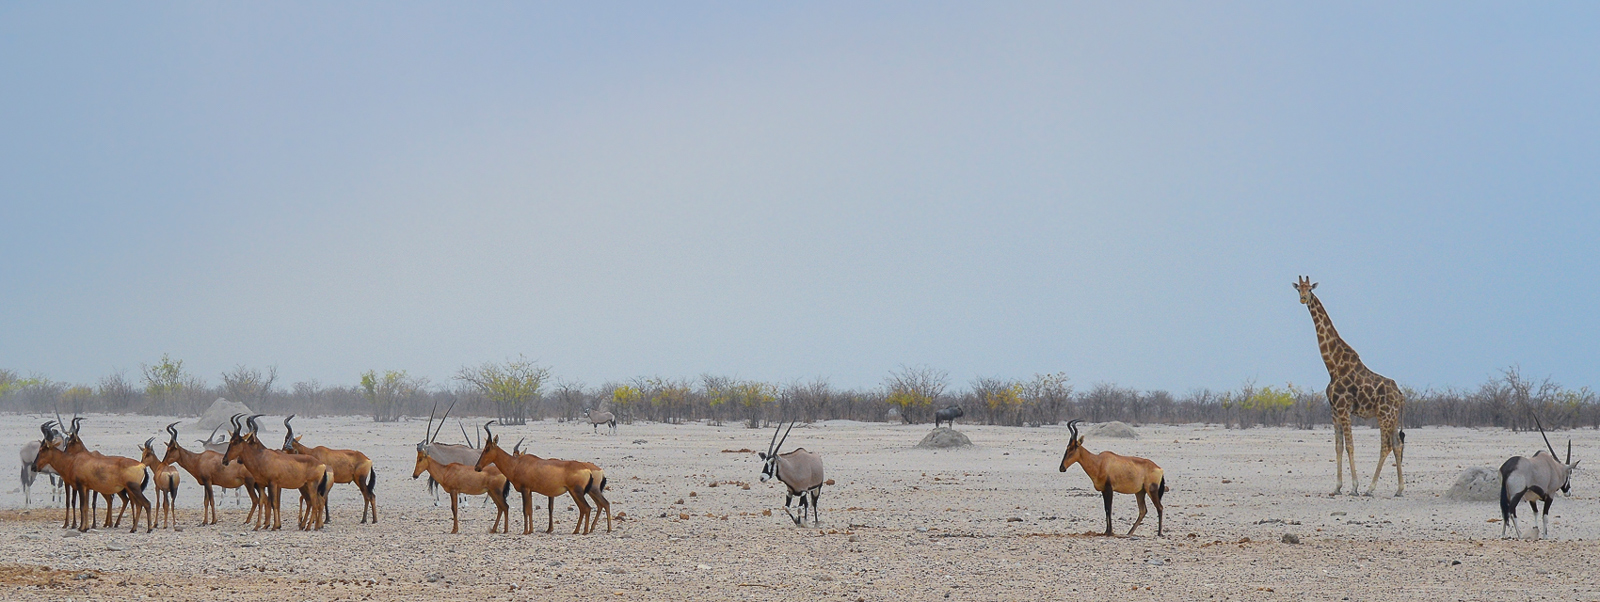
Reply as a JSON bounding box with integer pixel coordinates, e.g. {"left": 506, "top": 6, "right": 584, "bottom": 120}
{"left": 317, "top": 470, "right": 333, "bottom": 497}
{"left": 364, "top": 467, "right": 378, "bottom": 493}
{"left": 140, "top": 470, "right": 150, "bottom": 492}
{"left": 500, "top": 478, "right": 512, "bottom": 500}
{"left": 1159, "top": 477, "right": 1167, "bottom": 497}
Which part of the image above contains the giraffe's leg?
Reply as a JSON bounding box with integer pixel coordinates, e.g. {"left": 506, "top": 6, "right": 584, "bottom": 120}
{"left": 1341, "top": 420, "right": 1359, "bottom": 496}
{"left": 1392, "top": 430, "right": 1405, "bottom": 496}
{"left": 1367, "top": 429, "right": 1393, "bottom": 498}
{"left": 1330, "top": 415, "right": 1348, "bottom": 496}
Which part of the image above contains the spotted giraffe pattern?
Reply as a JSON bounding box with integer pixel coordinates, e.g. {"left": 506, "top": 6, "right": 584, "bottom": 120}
{"left": 1296, "top": 276, "right": 1405, "bottom": 497}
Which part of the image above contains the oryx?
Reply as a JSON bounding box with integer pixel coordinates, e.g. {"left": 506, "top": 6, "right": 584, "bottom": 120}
{"left": 419, "top": 401, "right": 483, "bottom": 507}
{"left": 1500, "top": 413, "right": 1579, "bottom": 539}
{"left": 19, "top": 421, "right": 65, "bottom": 507}
{"left": 584, "top": 408, "right": 617, "bottom": 435}
{"left": 757, "top": 421, "right": 825, "bottom": 526}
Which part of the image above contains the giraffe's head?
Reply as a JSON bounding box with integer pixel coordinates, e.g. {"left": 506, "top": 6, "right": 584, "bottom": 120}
{"left": 1294, "top": 276, "right": 1318, "bottom": 305}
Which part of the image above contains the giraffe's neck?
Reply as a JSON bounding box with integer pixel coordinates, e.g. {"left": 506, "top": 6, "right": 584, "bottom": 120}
{"left": 1306, "top": 293, "right": 1359, "bottom": 376}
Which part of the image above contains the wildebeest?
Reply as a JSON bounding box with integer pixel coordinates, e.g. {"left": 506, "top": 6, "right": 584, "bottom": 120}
{"left": 758, "top": 421, "right": 825, "bottom": 526}
{"left": 934, "top": 405, "right": 964, "bottom": 429}
{"left": 1500, "top": 414, "right": 1579, "bottom": 539}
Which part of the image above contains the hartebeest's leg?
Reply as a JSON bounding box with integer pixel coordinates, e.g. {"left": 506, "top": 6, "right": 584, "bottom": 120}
{"left": 450, "top": 492, "right": 460, "bottom": 534}
{"left": 570, "top": 491, "right": 591, "bottom": 535}
{"left": 1101, "top": 485, "right": 1115, "bottom": 537}
{"left": 1150, "top": 485, "right": 1165, "bottom": 537}
{"left": 546, "top": 495, "right": 556, "bottom": 533}
{"left": 521, "top": 489, "right": 534, "bottom": 534}
{"left": 1129, "top": 491, "right": 1148, "bottom": 536}
{"left": 586, "top": 488, "right": 611, "bottom": 534}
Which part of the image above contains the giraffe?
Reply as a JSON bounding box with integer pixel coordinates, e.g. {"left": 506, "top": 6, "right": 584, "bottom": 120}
{"left": 1295, "top": 276, "right": 1405, "bottom": 497}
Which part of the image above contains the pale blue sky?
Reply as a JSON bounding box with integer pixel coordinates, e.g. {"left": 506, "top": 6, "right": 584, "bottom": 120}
{"left": 2, "top": 3, "right": 1596, "bottom": 392}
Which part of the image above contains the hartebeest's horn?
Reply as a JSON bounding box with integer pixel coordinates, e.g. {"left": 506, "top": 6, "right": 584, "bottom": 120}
{"left": 229, "top": 413, "right": 244, "bottom": 435}
{"left": 283, "top": 415, "right": 297, "bottom": 449}
{"left": 483, "top": 420, "right": 497, "bottom": 442}
{"left": 144, "top": 437, "right": 156, "bottom": 451}
{"left": 167, "top": 422, "right": 180, "bottom": 445}
{"left": 1067, "top": 419, "right": 1083, "bottom": 442}
{"left": 512, "top": 438, "right": 525, "bottom": 455}
{"left": 40, "top": 422, "right": 54, "bottom": 440}
{"left": 246, "top": 414, "right": 263, "bottom": 436}
{"left": 70, "top": 416, "right": 83, "bottom": 438}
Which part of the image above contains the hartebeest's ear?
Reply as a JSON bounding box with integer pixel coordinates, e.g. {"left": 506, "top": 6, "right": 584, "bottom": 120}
{"left": 294, "top": 436, "right": 302, "bottom": 443}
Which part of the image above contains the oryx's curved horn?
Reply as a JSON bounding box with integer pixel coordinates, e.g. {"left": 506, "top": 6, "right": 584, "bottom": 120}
{"left": 433, "top": 399, "right": 458, "bottom": 443}
{"left": 425, "top": 400, "right": 439, "bottom": 442}
{"left": 775, "top": 421, "right": 795, "bottom": 453}
{"left": 1533, "top": 411, "right": 1559, "bottom": 459}
{"left": 459, "top": 420, "right": 471, "bottom": 446}
{"left": 767, "top": 419, "right": 782, "bottom": 454}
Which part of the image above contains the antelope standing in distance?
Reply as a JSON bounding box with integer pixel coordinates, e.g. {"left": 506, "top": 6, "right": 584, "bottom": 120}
{"left": 161, "top": 422, "right": 262, "bottom": 526}
{"left": 1059, "top": 419, "right": 1166, "bottom": 537}
{"left": 34, "top": 420, "right": 154, "bottom": 533}
{"left": 198, "top": 424, "right": 231, "bottom": 454}
{"left": 584, "top": 408, "right": 617, "bottom": 435}
{"left": 412, "top": 442, "right": 512, "bottom": 533}
{"left": 1500, "top": 413, "right": 1580, "bottom": 539}
{"left": 934, "top": 405, "right": 964, "bottom": 429}
{"left": 419, "top": 401, "right": 483, "bottom": 506}
{"left": 139, "top": 437, "right": 182, "bottom": 529}
{"left": 222, "top": 414, "right": 332, "bottom": 531}
{"left": 282, "top": 415, "right": 378, "bottom": 524}
{"left": 758, "top": 421, "right": 825, "bottom": 526}
{"left": 474, "top": 421, "right": 610, "bottom": 534}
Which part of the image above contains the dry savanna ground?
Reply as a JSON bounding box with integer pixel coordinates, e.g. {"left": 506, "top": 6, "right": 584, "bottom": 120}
{"left": 1, "top": 414, "right": 1597, "bottom": 601}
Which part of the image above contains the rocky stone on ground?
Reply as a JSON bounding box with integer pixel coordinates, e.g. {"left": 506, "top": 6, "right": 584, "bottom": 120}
{"left": 917, "top": 427, "right": 972, "bottom": 449}
{"left": 1445, "top": 467, "right": 1500, "bottom": 502}
{"left": 1086, "top": 421, "right": 1139, "bottom": 439}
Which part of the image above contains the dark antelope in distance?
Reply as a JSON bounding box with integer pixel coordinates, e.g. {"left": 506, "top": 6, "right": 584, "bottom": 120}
{"left": 758, "top": 421, "right": 825, "bottom": 526}
{"left": 1059, "top": 419, "right": 1166, "bottom": 537}
{"left": 934, "top": 405, "right": 964, "bottom": 429}
{"left": 283, "top": 415, "right": 379, "bottom": 524}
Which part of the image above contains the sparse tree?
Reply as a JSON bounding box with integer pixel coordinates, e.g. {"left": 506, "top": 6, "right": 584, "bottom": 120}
{"left": 98, "top": 371, "right": 139, "bottom": 413}
{"left": 455, "top": 356, "right": 549, "bottom": 425}
{"left": 884, "top": 365, "right": 948, "bottom": 424}
{"left": 221, "top": 365, "right": 278, "bottom": 408}
{"left": 141, "top": 354, "right": 189, "bottom": 415}
{"left": 360, "top": 369, "right": 426, "bottom": 422}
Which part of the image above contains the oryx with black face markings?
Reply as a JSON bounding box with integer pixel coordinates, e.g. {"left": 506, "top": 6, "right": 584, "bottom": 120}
{"left": 757, "top": 421, "right": 824, "bottom": 526}
{"left": 1500, "top": 413, "right": 1579, "bottom": 539}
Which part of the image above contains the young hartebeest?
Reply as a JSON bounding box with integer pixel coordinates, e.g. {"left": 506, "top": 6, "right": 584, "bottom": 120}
{"left": 474, "top": 422, "right": 609, "bottom": 535}
{"left": 161, "top": 422, "right": 261, "bottom": 526}
{"left": 758, "top": 421, "right": 825, "bottom": 526}
{"left": 34, "top": 422, "right": 153, "bottom": 533}
{"left": 282, "top": 415, "right": 378, "bottom": 524}
{"left": 222, "top": 415, "right": 332, "bottom": 531}
{"left": 1058, "top": 419, "right": 1166, "bottom": 537}
{"left": 412, "top": 443, "right": 511, "bottom": 534}
{"left": 139, "top": 437, "right": 181, "bottom": 529}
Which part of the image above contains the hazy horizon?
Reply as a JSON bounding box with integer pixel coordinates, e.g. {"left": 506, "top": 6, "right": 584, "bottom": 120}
{"left": 3, "top": 4, "right": 1597, "bottom": 393}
